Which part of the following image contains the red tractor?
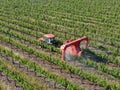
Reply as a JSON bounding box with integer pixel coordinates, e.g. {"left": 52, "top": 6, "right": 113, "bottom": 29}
{"left": 39, "top": 34, "right": 56, "bottom": 45}
{"left": 39, "top": 34, "right": 88, "bottom": 61}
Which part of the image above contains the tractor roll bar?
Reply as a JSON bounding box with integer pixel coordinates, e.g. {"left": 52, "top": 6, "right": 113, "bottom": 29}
{"left": 60, "top": 36, "right": 88, "bottom": 60}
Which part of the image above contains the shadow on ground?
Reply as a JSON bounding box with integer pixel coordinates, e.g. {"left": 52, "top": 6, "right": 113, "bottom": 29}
{"left": 81, "top": 49, "right": 108, "bottom": 63}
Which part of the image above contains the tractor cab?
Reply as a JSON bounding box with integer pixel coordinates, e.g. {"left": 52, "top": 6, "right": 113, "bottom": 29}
{"left": 39, "top": 34, "right": 56, "bottom": 45}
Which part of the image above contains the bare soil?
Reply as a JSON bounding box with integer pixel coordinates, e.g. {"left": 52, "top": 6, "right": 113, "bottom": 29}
{"left": 0, "top": 47, "right": 65, "bottom": 90}
{"left": 0, "top": 71, "right": 24, "bottom": 90}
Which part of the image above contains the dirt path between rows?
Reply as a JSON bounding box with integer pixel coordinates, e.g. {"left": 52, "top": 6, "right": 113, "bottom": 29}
{"left": 0, "top": 48, "right": 65, "bottom": 90}
{"left": 0, "top": 70, "right": 24, "bottom": 90}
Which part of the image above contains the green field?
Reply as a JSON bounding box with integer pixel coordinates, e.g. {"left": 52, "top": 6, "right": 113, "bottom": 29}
{"left": 0, "top": 0, "right": 120, "bottom": 90}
